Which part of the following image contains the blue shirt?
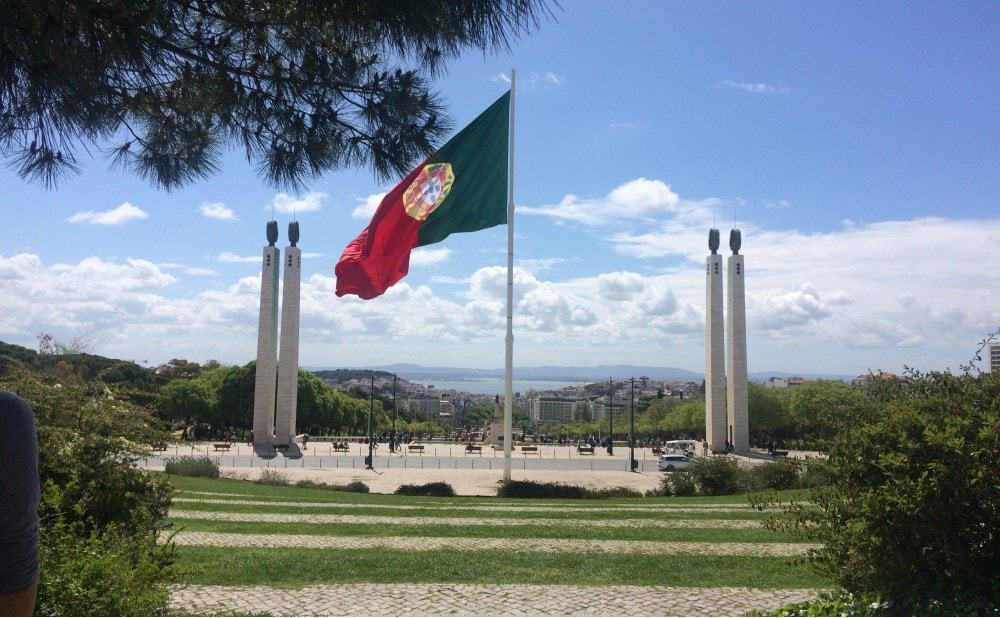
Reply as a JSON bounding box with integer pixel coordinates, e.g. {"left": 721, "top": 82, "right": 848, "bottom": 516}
{"left": 0, "top": 390, "right": 40, "bottom": 594}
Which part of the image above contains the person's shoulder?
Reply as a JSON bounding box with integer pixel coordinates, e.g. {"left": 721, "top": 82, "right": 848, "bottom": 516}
{"left": 0, "top": 390, "right": 35, "bottom": 439}
{"left": 0, "top": 389, "right": 32, "bottom": 413}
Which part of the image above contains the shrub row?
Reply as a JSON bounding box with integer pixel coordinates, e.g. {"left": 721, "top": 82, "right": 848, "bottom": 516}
{"left": 662, "top": 457, "right": 827, "bottom": 497}
{"left": 163, "top": 456, "right": 220, "bottom": 478}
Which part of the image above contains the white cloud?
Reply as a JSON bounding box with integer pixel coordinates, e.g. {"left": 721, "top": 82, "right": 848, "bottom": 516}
{"left": 200, "top": 201, "right": 238, "bottom": 220}
{"left": 410, "top": 247, "right": 452, "bottom": 267}
{"left": 271, "top": 191, "right": 326, "bottom": 214}
{"left": 492, "top": 71, "right": 565, "bottom": 90}
{"left": 67, "top": 202, "right": 148, "bottom": 225}
{"left": 8, "top": 178, "right": 1000, "bottom": 378}
{"left": 217, "top": 252, "right": 260, "bottom": 263}
{"left": 352, "top": 192, "right": 386, "bottom": 220}
{"left": 716, "top": 80, "right": 790, "bottom": 95}
{"left": 184, "top": 267, "right": 216, "bottom": 276}
{"left": 520, "top": 178, "right": 689, "bottom": 227}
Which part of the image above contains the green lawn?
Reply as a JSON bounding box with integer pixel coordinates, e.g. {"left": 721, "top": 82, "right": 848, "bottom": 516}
{"left": 163, "top": 475, "right": 831, "bottom": 590}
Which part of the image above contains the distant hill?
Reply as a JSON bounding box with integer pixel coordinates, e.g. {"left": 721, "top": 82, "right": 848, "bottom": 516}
{"left": 306, "top": 363, "right": 704, "bottom": 383}
{"left": 305, "top": 363, "right": 853, "bottom": 384}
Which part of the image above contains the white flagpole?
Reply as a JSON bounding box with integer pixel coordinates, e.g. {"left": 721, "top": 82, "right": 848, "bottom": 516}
{"left": 503, "top": 69, "right": 516, "bottom": 483}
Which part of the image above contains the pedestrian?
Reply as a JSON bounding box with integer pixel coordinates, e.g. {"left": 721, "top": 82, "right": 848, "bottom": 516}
{"left": 302, "top": 433, "right": 309, "bottom": 450}
{"left": 0, "top": 389, "right": 40, "bottom": 616}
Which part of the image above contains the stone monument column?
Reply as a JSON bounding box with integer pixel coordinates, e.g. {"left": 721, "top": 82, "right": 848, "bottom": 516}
{"left": 705, "top": 229, "right": 728, "bottom": 452}
{"left": 252, "top": 221, "right": 280, "bottom": 448}
{"left": 726, "top": 229, "right": 749, "bottom": 452}
{"left": 274, "top": 222, "right": 302, "bottom": 445}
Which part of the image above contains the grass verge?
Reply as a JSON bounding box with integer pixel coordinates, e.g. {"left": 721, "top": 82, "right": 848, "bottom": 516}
{"left": 177, "top": 548, "right": 831, "bottom": 589}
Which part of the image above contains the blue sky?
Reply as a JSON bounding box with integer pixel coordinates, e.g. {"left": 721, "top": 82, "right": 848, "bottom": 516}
{"left": 3, "top": 0, "right": 1000, "bottom": 377}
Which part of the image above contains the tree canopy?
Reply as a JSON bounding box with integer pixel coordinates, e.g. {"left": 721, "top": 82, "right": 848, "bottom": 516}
{"left": 1, "top": 0, "right": 554, "bottom": 190}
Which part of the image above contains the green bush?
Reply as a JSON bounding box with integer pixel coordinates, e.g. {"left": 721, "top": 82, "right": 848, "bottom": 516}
{"left": 255, "top": 468, "right": 290, "bottom": 486}
{"left": 37, "top": 519, "right": 177, "bottom": 616}
{"left": 394, "top": 482, "right": 456, "bottom": 497}
{"left": 164, "top": 455, "right": 220, "bottom": 478}
{"left": 293, "top": 479, "right": 370, "bottom": 493}
{"left": 1, "top": 366, "right": 177, "bottom": 615}
{"left": 344, "top": 480, "right": 371, "bottom": 493}
{"left": 748, "top": 458, "right": 802, "bottom": 491}
{"left": 798, "top": 457, "right": 831, "bottom": 488}
{"left": 753, "top": 591, "right": 891, "bottom": 617}
{"left": 495, "top": 480, "right": 585, "bottom": 499}
{"left": 690, "top": 456, "right": 745, "bottom": 495}
{"left": 772, "top": 369, "right": 1000, "bottom": 615}
{"left": 585, "top": 486, "right": 643, "bottom": 499}
{"left": 663, "top": 470, "right": 697, "bottom": 496}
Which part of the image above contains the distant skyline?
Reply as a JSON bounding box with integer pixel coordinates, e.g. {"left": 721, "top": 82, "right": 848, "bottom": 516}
{"left": 3, "top": 1, "right": 1000, "bottom": 377}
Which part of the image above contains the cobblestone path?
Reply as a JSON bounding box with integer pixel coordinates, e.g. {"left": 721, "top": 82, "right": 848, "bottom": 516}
{"left": 170, "top": 583, "right": 823, "bottom": 616}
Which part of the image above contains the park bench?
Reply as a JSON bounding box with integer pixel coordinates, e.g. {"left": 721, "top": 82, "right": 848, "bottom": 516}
{"left": 521, "top": 445, "right": 539, "bottom": 455}
{"left": 331, "top": 443, "right": 350, "bottom": 453}
{"left": 151, "top": 443, "right": 168, "bottom": 453}
{"left": 407, "top": 444, "right": 425, "bottom": 455}
{"left": 465, "top": 444, "right": 483, "bottom": 456}
{"left": 212, "top": 443, "right": 232, "bottom": 451}
{"left": 273, "top": 443, "right": 290, "bottom": 453}
{"left": 577, "top": 445, "right": 595, "bottom": 455}
{"left": 772, "top": 450, "right": 788, "bottom": 458}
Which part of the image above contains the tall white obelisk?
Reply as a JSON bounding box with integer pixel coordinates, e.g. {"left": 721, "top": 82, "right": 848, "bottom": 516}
{"left": 705, "top": 229, "right": 728, "bottom": 452}
{"left": 252, "top": 221, "right": 280, "bottom": 448}
{"left": 726, "top": 229, "right": 749, "bottom": 452}
{"left": 274, "top": 222, "right": 301, "bottom": 445}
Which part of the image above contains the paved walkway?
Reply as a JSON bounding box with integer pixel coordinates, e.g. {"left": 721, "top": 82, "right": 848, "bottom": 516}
{"left": 170, "top": 583, "right": 822, "bottom": 616}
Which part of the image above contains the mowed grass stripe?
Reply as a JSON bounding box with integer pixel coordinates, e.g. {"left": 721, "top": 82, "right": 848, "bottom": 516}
{"left": 172, "top": 531, "right": 818, "bottom": 556}
{"left": 175, "top": 547, "right": 832, "bottom": 589}
{"left": 170, "top": 498, "right": 773, "bottom": 521}
{"left": 166, "top": 519, "right": 795, "bottom": 543}
{"left": 168, "top": 509, "right": 766, "bottom": 529}
{"left": 175, "top": 492, "right": 768, "bottom": 512}
{"left": 166, "top": 477, "right": 805, "bottom": 509}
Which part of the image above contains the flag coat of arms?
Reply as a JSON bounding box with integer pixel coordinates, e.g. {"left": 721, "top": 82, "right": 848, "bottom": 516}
{"left": 335, "top": 92, "right": 510, "bottom": 299}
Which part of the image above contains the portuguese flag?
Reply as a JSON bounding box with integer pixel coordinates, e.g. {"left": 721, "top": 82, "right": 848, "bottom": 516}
{"left": 335, "top": 92, "right": 510, "bottom": 299}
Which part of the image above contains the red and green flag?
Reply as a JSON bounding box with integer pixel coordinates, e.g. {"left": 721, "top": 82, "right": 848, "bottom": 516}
{"left": 335, "top": 92, "right": 510, "bottom": 299}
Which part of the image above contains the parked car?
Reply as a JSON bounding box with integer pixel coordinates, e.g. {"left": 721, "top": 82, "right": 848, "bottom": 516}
{"left": 658, "top": 453, "right": 696, "bottom": 472}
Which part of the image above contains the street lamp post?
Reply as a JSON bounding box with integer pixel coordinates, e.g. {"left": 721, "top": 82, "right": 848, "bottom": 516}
{"left": 607, "top": 377, "right": 614, "bottom": 455}
{"left": 366, "top": 372, "right": 375, "bottom": 469}
{"left": 629, "top": 377, "right": 637, "bottom": 471}
{"left": 390, "top": 374, "right": 397, "bottom": 453}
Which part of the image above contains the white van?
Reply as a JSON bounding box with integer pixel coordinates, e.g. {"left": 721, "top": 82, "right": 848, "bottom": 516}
{"left": 662, "top": 440, "right": 699, "bottom": 457}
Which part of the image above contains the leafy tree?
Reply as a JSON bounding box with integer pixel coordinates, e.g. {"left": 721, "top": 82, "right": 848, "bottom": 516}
{"left": 659, "top": 398, "right": 706, "bottom": 437}
{"left": 37, "top": 332, "right": 93, "bottom": 355}
{"left": 641, "top": 397, "right": 681, "bottom": 433}
{"left": 212, "top": 363, "right": 256, "bottom": 433}
{"left": 156, "top": 358, "right": 203, "bottom": 381}
{"left": 747, "top": 381, "right": 788, "bottom": 445}
{"left": 772, "top": 370, "right": 1000, "bottom": 615}
{"left": 2, "top": 0, "right": 554, "bottom": 189}
{"left": 0, "top": 363, "right": 176, "bottom": 615}
{"left": 297, "top": 369, "right": 350, "bottom": 435}
{"left": 787, "top": 379, "right": 866, "bottom": 448}
{"left": 157, "top": 376, "right": 213, "bottom": 426}
{"left": 462, "top": 402, "right": 495, "bottom": 428}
